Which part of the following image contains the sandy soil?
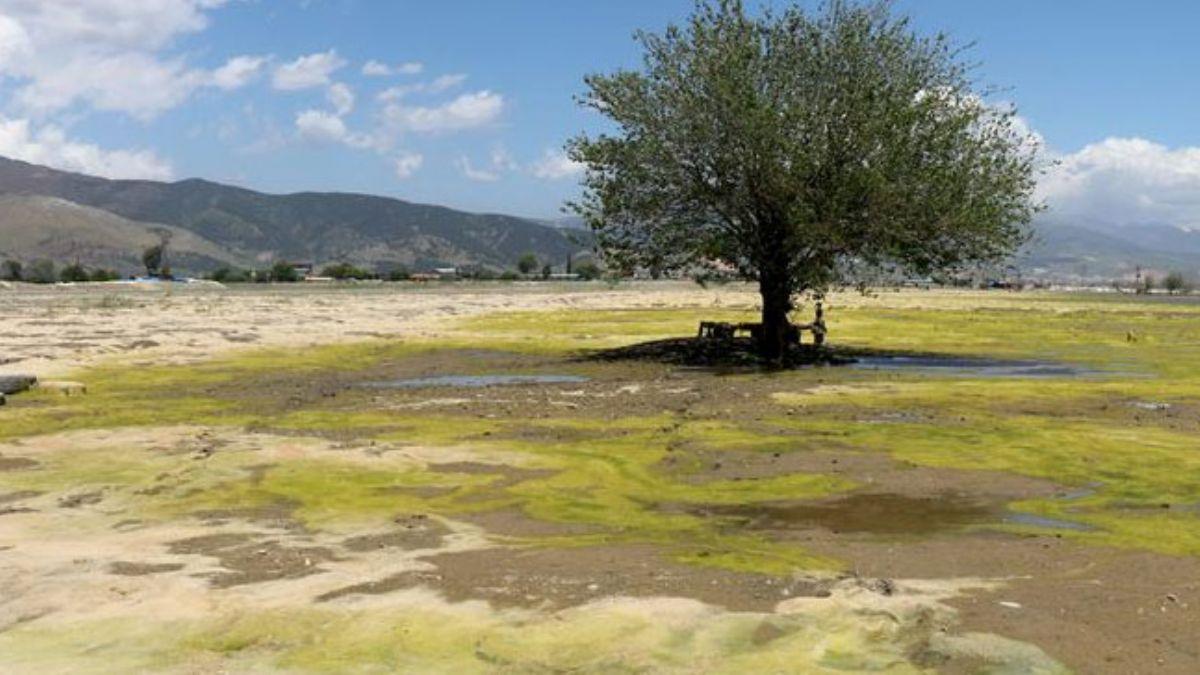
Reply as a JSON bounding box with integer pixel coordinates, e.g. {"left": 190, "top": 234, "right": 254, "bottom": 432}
{"left": 0, "top": 280, "right": 759, "bottom": 378}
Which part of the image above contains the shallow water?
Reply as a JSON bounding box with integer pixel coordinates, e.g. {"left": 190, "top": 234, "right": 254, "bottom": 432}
{"left": 850, "top": 355, "right": 1093, "bottom": 378}
{"left": 688, "top": 493, "right": 1098, "bottom": 535}
{"left": 691, "top": 493, "right": 992, "bottom": 535}
{"left": 1002, "top": 512, "right": 1095, "bottom": 532}
{"left": 360, "top": 374, "right": 590, "bottom": 389}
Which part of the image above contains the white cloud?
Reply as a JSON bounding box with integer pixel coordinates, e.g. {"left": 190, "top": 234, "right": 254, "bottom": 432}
{"left": 393, "top": 152, "right": 423, "bottom": 179}
{"left": 491, "top": 145, "right": 518, "bottom": 172}
{"left": 1039, "top": 138, "right": 1200, "bottom": 229}
{"left": 383, "top": 90, "right": 504, "bottom": 133}
{"left": 429, "top": 73, "right": 467, "bottom": 93}
{"left": 294, "top": 109, "right": 374, "bottom": 150}
{"left": 0, "top": 115, "right": 173, "bottom": 180}
{"left": 273, "top": 50, "right": 346, "bottom": 91}
{"left": 456, "top": 157, "right": 499, "bottom": 182}
{"left": 327, "top": 83, "right": 355, "bottom": 116}
{"left": 362, "top": 60, "right": 423, "bottom": 77}
{"left": 295, "top": 109, "right": 349, "bottom": 143}
{"left": 210, "top": 55, "right": 267, "bottom": 90}
{"left": 0, "top": 0, "right": 235, "bottom": 119}
{"left": 362, "top": 60, "right": 391, "bottom": 77}
{"left": 531, "top": 149, "right": 584, "bottom": 180}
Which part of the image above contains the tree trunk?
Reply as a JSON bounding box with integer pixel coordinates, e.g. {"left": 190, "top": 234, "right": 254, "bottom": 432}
{"left": 758, "top": 267, "right": 793, "bottom": 363}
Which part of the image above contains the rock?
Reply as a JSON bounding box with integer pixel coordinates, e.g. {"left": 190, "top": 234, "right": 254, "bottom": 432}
{"left": 0, "top": 375, "right": 36, "bottom": 395}
{"left": 38, "top": 381, "right": 87, "bottom": 396}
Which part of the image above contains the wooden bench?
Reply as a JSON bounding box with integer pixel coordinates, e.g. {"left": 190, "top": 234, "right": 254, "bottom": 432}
{"left": 697, "top": 304, "right": 826, "bottom": 346}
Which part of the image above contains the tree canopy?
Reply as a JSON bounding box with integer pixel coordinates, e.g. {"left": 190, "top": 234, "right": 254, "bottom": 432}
{"left": 569, "top": 0, "right": 1040, "bottom": 359}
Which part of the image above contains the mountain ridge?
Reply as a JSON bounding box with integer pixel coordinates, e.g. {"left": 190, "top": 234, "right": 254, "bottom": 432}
{"left": 0, "top": 156, "right": 589, "bottom": 274}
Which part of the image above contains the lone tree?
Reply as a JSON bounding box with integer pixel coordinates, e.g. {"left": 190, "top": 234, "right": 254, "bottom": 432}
{"left": 1164, "top": 271, "right": 1190, "bottom": 295}
{"left": 142, "top": 234, "right": 170, "bottom": 278}
{"left": 569, "top": 0, "right": 1040, "bottom": 360}
{"left": 517, "top": 252, "right": 540, "bottom": 276}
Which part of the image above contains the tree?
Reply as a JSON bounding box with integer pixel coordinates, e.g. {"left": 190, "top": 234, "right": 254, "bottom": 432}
{"left": 270, "top": 261, "right": 301, "bottom": 282}
{"left": 569, "top": 0, "right": 1040, "bottom": 360}
{"left": 59, "top": 262, "right": 90, "bottom": 283}
{"left": 322, "top": 262, "right": 374, "bottom": 280}
{"left": 27, "top": 260, "right": 57, "bottom": 284}
{"left": 575, "top": 261, "right": 603, "bottom": 280}
{"left": 142, "top": 241, "right": 167, "bottom": 277}
{"left": 1, "top": 259, "right": 21, "bottom": 281}
{"left": 1164, "top": 271, "right": 1191, "bottom": 295}
{"left": 1141, "top": 274, "right": 1156, "bottom": 295}
{"left": 517, "top": 253, "right": 539, "bottom": 276}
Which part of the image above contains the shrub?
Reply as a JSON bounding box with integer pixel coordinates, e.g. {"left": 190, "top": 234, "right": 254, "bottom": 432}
{"left": 26, "top": 260, "right": 57, "bottom": 284}
{"left": 90, "top": 268, "right": 120, "bottom": 282}
{"left": 270, "top": 261, "right": 301, "bottom": 283}
{"left": 59, "top": 262, "right": 90, "bottom": 283}
{"left": 1164, "top": 271, "right": 1192, "bottom": 295}
{"left": 209, "top": 266, "right": 250, "bottom": 283}
{"left": 321, "top": 262, "right": 374, "bottom": 280}
{"left": 387, "top": 266, "right": 410, "bottom": 281}
{"left": 517, "top": 252, "right": 539, "bottom": 275}
{"left": 574, "top": 261, "right": 602, "bottom": 281}
{"left": 1, "top": 259, "right": 22, "bottom": 281}
{"left": 499, "top": 270, "right": 520, "bottom": 281}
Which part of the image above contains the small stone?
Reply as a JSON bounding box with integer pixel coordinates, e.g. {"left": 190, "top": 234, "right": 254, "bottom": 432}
{"left": 998, "top": 601, "right": 1022, "bottom": 609}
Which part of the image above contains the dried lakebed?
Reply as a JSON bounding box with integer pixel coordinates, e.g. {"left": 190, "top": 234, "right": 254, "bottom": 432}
{"left": 1, "top": 287, "right": 1198, "bottom": 673}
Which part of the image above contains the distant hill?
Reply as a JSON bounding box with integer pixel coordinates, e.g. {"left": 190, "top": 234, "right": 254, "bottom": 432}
{"left": 0, "top": 195, "right": 253, "bottom": 274}
{"left": 1018, "top": 217, "right": 1200, "bottom": 279}
{"left": 0, "top": 156, "right": 590, "bottom": 274}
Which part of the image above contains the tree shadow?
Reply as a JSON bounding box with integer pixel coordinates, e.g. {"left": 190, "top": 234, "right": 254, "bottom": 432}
{"left": 579, "top": 337, "right": 850, "bottom": 370}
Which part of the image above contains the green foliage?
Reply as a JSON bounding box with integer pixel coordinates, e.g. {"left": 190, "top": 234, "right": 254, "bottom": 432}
{"left": 387, "top": 266, "right": 410, "bottom": 281}
{"left": 499, "top": 270, "right": 520, "bottom": 281}
{"left": 321, "top": 262, "right": 375, "bottom": 280}
{"left": 58, "top": 262, "right": 90, "bottom": 283}
{"left": 1, "top": 259, "right": 21, "bottom": 281}
{"left": 90, "top": 268, "right": 120, "bottom": 282}
{"left": 26, "top": 259, "right": 57, "bottom": 284}
{"left": 541, "top": 263, "right": 553, "bottom": 279}
{"left": 208, "top": 266, "right": 250, "bottom": 283}
{"left": 270, "top": 261, "right": 301, "bottom": 283}
{"left": 574, "top": 260, "right": 602, "bottom": 280}
{"left": 141, "top": 242, "right": 166, "bottom": 277}
{"left": 569, "top": 0, "right": 1040, "bottom": 357}
{"left": 1140, "top": 273, "right": 1156, "bottom": 294}
{"left": 517, "top": 252, "right": 539, "bottom": 275}
{"left": 1163, "top": 271, "right": 1190, "bottom": 295}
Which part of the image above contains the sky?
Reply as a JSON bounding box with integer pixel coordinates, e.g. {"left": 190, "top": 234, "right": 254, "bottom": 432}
{"left": 0, "top": 1, "right": 1198, "bottom": 227}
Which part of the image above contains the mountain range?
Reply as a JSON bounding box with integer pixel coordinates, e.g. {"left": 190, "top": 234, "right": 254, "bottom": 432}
{"left": 1, "top": 154, "right": 1198, "bottom": 281}
{"left": 0, "top": 156, "right": 589, "bottom": 275}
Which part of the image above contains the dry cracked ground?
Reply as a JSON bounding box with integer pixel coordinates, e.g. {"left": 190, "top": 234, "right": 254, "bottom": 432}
{"left": 0, "top": 281, "right": 1197, "bottom": 673}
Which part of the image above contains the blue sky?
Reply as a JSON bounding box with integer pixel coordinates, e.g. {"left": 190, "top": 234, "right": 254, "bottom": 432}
{"left": 2, "top": 1, "right": 1199, "bottom": 226}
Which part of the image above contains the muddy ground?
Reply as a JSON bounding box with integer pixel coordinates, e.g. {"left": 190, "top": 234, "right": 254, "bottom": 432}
{"left": 1, "top": 283, "right": 1197, "bottom": 673}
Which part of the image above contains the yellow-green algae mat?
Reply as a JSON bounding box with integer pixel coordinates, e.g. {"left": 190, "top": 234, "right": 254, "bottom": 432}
{"left": 6, "top": 289, "right": 1200, "bottom": 672}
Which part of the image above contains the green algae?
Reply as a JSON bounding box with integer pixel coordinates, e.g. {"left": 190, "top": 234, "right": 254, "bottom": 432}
{"left": 4, "top": 290, "right": 1200, "bottom": 564}
{"left": 0, "top": 596, "right": 1066, "bottom": 674}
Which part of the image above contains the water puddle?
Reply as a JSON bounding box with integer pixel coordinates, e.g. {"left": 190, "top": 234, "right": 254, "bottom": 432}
{"left": 1002, "top": 512, "right": 1094, "bottom": 532}
{"left": 688, "top": 493, "right": 992, "bottom": 535}
{"left": 684, "top": 493, "right": 1097, "bottom": 535}
{"left": 850, "top": 355, "right": 1093, "bottom": 378}
{"left": 360, "top": 374, "right": 589, "bottom": 389}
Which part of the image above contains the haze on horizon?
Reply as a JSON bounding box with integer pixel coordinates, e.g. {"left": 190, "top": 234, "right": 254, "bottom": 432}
{"left": 0, "top": 0, "right": 1197, "bottom": 226}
